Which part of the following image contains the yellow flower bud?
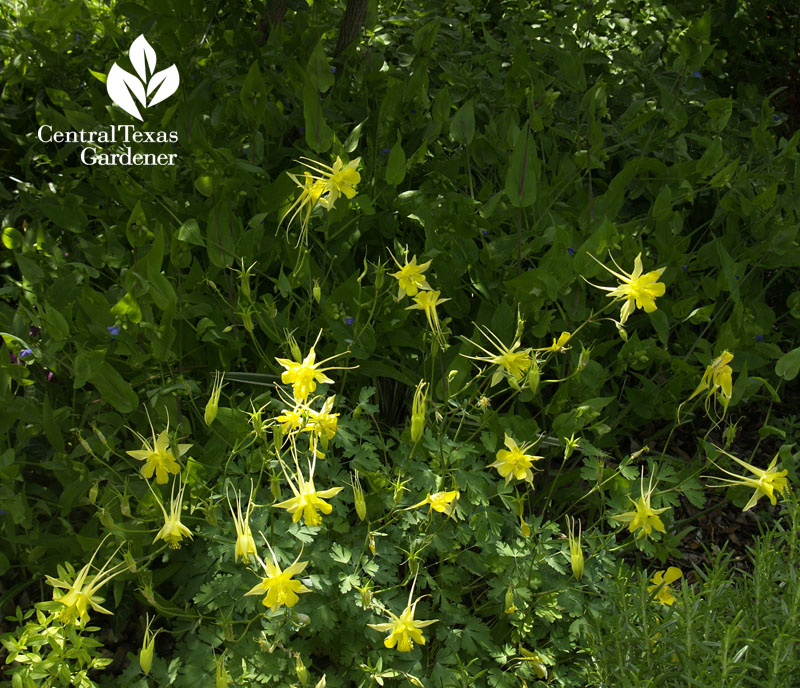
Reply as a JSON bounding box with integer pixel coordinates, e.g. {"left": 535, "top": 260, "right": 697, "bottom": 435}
{"left": 287, "top": 332, "right": 302, "bottom": 363}
{"left": 204, "top": 371, "right": 225, "bottom": 426}
{"left": 270, "top": 471, "right": 282, "bottom": 501}
{"left": 504, "top": 586, "right": 516, "bottom": 614}
{"left": 577, "top": 344, "right": 591, "bottom": 372}
{"left": 566, "top": 515, "right": 584, "bottom": 581}
{"left": 295, "top": 654, "right": 309, "bottom": 686}
{"left": 312, "top": 281, "right": 321, "bottom": 303}
{"left": 351, "top": 471, "right": 367, "bottom": 521}
{"left": 526, "top": 357, "right": 540, "bottom": 393}
{"left": 88, "top": 482, "right": 99, "bottom": 505}
{"left": 139, "top": 614, "right": 160, "bottom": 676}
{"left": 410, "top": 380, "right": 427, "bottom": 443}
{"left": 215, "top": 651, "right": 229, "bottom": 688}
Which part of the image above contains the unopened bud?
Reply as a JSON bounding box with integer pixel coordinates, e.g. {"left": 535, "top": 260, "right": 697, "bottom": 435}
{"left": 295, "top": 654, "right": 309, "bottom": 686}
{"left": 504, "top": 586, "right": 516, "bottom": 614}
{"left": 88, "top": 482, "right": 99, "bottom": 505}
{"left": 566, "top": 515, "right": 584, "bottom": 581}
{"left": 374, "top": 263, "right": 385, "bottom": 290}
{"left": 215, "top": 652, "right": 229, "bottom": 688}
{"left": 351, "top": 471, "right": 367, "bottom": 521}
{"left": 358, "top": 581, "right": 373, "bottom": 609}
{"left": 577, "top": 344, "right": 591, "bottom": 372}
{"left": 241, "top": 308, "right": 254, "bottom": 334}
{"left": 410, "top": 380, "right": 427, "bottom": 443}
{"left": 204, "top": 371, "right": 225, "bottom": 426}
{"left": 526, "top": 358, "right": 540, "bottom": 393}
{"left": 312, "top": 281, "right": 321, "bottom": 304}
{"left": 287, "top": 333, "right": 302, "bottom": 362}
{"left": 270, "top": 472, "right": 282, "bottom": 501}
{"left": 139, "top": 615, "right": 159, "bottom": 676}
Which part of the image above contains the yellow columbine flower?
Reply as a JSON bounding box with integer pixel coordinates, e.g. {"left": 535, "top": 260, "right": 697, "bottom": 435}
{"left": 648, "top": 567, "right": 682, "bottom": 605}
{"left": 244, "top": 541, "right": 310, "bottom": 611}
{"left": 611, "top": 473, "right": 669, "bottom": 539}
{"left": 311, "top": 155, "right": 361, "bottom": 209}
{"left": 226, "top": 482, "right": 258, "bottom": 564}
{"left": 126, "top": 418, "right": 191, "bottom": 485}
{"left": 688, "top": 350, "right": 734, "bottom": 417}
{"left": 275, "top": 337, "right": 347, "bottom": 402}
{"left": 45, "top": 538, "right": 127, "bottom": 626}
{"left": 590, "top": 252, "right": 666, "bottom": 324}
{"left": 282, "top": 170, "right": 327, "bottom": 246}
{"left": 274, "top": 470, "right": 344, "bottom": 527}
{"left": 704, "top": 446, "right": 789, "bottom": 511}
{"left": 151, "top": 478, "right": 193, "bottom": 549}
{"left": 367, "top": 597, "right": 438, "bottom": 652}
{"left": 391, "top": 254, "right": 432, "bottom": 299}
{"left": 461, "top": 324, "right": 531, "bottom": 388}
{"left": 488, "top": 433, "right": 543, "bottom": 485}
{"left": 407, "top": 290, "right": 450, "bottom": 345}
{"left": 407, "top": 490, "right": 460, "bottom": 517}
{"left": 306, "top": 395, "right": 339, "bottom": 445}
{"left": 538, "top": 331, "right": 571, "bottom": 353}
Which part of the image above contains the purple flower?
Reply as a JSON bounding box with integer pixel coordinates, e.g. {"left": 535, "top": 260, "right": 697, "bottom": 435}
{"left": 331, "top": 66, "right": 337, "bottom": 74}
{"left": 344, "top": 316, "right": 354, "bottom": 326}
{"left": 693, "top": 71, "right": 702, "bottom": 77}
{"left": 567, "top": 247, "right": 575, "bottom": 256}
{"left": 19, "top": 348, "right": 32, "bottom": 359}
{"left": 29, "top": 326, "right": 40, "bottom": 338}
{"left": 9, "top": 352, "right": 18, "bottom": 365}
{"left": 481, "top": 229, "right": 489, "bottom": 236}
{"left": 380, "top": 148, "right": 392, "bottom": 155}
{"left": 107, "top": 325, "right": 120, "bottom": 338}
{"left": 681, "top": 265, "right": 688, "bottom": 272}
{"left": 47, "top": 371, "right": 55, "bottom": 382}
{"left": 773, "top": 114, "right": 780, "bottom": 121}
{"left": 410, "top": 109, "right": 416, "bottom": 114}
{"left": 756, "top": 334, "right": 764, "bottom": 342}
{"left": 735, "top": 274, "right": 741, "bottom": 280}
{"left": 299, "top": 126, "right": 306, "bottom": 135}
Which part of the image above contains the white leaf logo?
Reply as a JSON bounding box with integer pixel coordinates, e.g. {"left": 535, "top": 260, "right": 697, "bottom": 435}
{"left": 106, "top": 35, "right": 179, "bottom": 120}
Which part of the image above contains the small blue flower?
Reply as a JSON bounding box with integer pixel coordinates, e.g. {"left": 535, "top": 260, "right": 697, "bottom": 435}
{"left": 756, "top": 334, "right": 764, "bottom": 342}
{"left": 344, "top": 316, "right": 354, "bottom": 326}
{"left": 410, "top": 109, "right": 416, "bottom": 114}
{"left": 481, "top": 229, "right": 489, "bottom": 236}
{"left": 107, "top": 325, "right": 120, "bottom": 337}
{"left": 693, "top": 71, "right": 702, "bottom": 78}
{"left": 380, "top": 147, "right": 392, "bottom": 155}
{"left": 19, "top": 348, "right": 32, "bottom": 359}
{"left": 331, "top": 66, "right": 337, "bottom": 74}
{"left": 567, "top": 247, "right": 575, "bottom": 256}
{"left": 681, "top": 265, "right": 688, "bottom": 272}
{"left": 299, "top": 126, "right": 305, "bottom": 135}
{"left": 0, "top": 507, "right": 6, "bottom": 515}
{"left": 735, "top": 274, "right": 741, "bottom": 280}
{"left": 773, "top": 114, "right": 780, "bottom": 121}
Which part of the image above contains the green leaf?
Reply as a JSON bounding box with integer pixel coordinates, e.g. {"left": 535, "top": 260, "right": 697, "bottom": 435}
{"left": 177, "top": 218, "right": 205, "bottom": 246}
{"left": 306, "top": 41, "right": 335, "bottom": 93}
{"left": 451, "top": 99, "right": 475, "bottom": 145}
{"left": 385, "top": 135, "right": 406, "bottom": 186}
{"left": 303, "top": 79, "right": 333, "bottom": 153}
{"left": 90, "top": 362, "right": 138, "bottom": 414}
{"left": 240, "top": 60, "right": 269, "bottom": 119}
{"left": 111, "top": 292, "right": 142, "bottom": 324}
{"left": 504, "top": 120, "right": 537, "bottom": 207}
{"left": 776, "top": 347, "right": 800, "bottom": 381}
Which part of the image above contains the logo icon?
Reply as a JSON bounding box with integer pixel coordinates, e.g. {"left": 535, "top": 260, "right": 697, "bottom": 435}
{"left": 107, "top": 35, "right": 179, "bottom": 121}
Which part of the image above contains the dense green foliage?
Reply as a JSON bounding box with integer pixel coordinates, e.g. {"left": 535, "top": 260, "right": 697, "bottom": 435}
{"left": 1, "top": 1, "right": 798, "bottom": 686}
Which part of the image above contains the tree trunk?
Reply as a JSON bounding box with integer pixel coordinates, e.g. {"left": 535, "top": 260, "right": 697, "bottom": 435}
{"left": 334, "top": 0, "right": 367, "bottom": 57}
